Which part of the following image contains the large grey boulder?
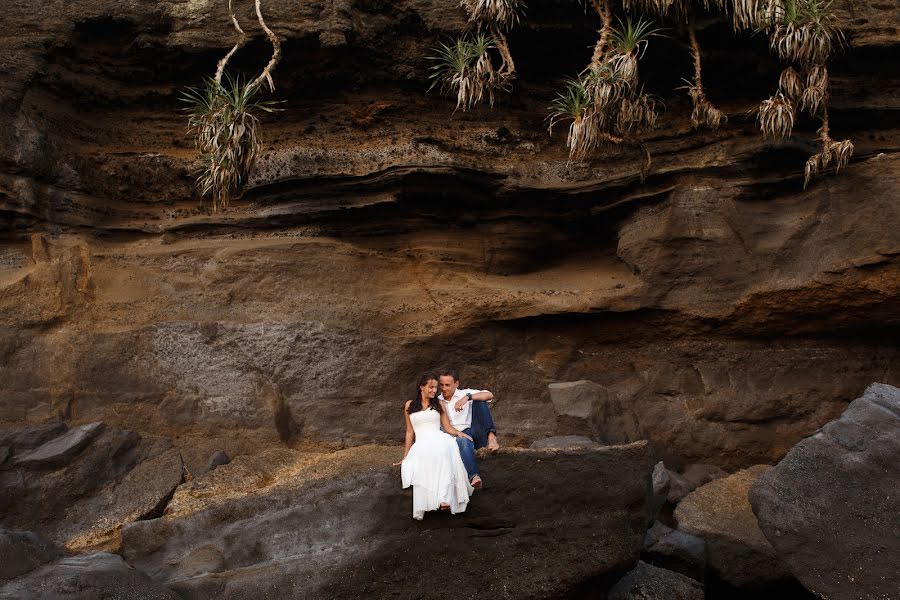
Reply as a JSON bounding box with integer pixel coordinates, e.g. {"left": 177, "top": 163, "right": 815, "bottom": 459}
{"left": 675, "top": 465, "right": 790, "bottom": 588}
{"left": 2, "top": 425, "right": 183, "bottom": 552}
{"left": 642, "top": 521, "right": 706, "bottom": 581}
{"left": 14, "top": 422, "right": 104, "bottom": 469}
{"left": 0, "top": 552, "right": 181, "bottom": 600}
{"left": 123, "top": 442, "right": 655, "bottom": 599}
{"left": 750, "top": 383, "right": 900, "bottom": 600}
{"left": 0, "top": 527, "right": 59, "bottom": 580}
{"left": 56, "top": 447, "right": 184, "bottom": 550}
{"left": 608, "top": 561, "right": 705, "bottom": 600}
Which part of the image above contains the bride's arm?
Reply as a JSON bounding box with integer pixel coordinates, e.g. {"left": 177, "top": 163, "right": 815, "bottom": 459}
{"left": 394, "top": 401, "right": 415, "bottom": 465}
{"left": 440, "top": 411, "right": 473, "bottom": 442}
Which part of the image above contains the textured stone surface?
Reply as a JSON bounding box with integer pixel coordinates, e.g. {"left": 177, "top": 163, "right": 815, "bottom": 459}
{"left": 0, "top": 421, "right": 67, "bottom": 451}
{"left": 667, "top": 464, "right": 728, "bottom": 504}
{"left": 198, "top": 450, "right": 230, "bottom": 477}
{"left": 549, "top": 380, "right": 600, "bottom": 420}
{"left": 122, "top": 442, "right": 654, "bottom": 598}
{"left": 0, "top": 552, "right": 181, "bottom": 600}
{"left": 2, "top": 423, "right": 183, "bottom": 552}
{"left": 14, "top": 422, "right": 104, "bottom": 469}
{"left": 750, "top": 383, "right": 900, "bottom": 600}
{"left": 530, "top": 435, "right": 600, "bottom": 450}
{"left": 648, "top": 461, "right": 670, "bottom": 522}
{"left": 642, "top": 521, "right": 706, "bottom": 582}
{"left": 0, "top": 526, "right": 59, "bottom": 581}
{"left": 608, "top": 561, "right": 704, "bottom": 600}
{"left": 0, "top": 0, "right": 897, "bottom": 473}
{"left": 675, "top": 465, "right": 790, "bottom": 588}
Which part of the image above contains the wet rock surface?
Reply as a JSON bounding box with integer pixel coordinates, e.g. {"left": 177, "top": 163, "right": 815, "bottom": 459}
{"left": 750, "top": 383, "right": 900, "bottom": 600}
{"left": 675, "top": 465, "right": 790, "bottom": 588}
{"left": 122, "top": 443, "right": 654, "bottom": 599}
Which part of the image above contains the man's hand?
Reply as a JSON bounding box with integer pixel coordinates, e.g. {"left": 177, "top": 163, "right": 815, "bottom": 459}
{"left": 392, "top": 459, "right": 403, "bottom": 466}
{"left": 454, "top": 397, "right": 468, "bottom": 412}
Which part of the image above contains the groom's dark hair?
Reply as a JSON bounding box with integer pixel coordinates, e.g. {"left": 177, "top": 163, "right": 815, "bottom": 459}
{"left": 439, "top": 367, "right": 459, "bottom": 382}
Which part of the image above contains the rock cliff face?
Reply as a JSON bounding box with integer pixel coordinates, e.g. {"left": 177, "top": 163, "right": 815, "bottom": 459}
{"left": 1, "top": 0, "right": 898, "bottom": 469}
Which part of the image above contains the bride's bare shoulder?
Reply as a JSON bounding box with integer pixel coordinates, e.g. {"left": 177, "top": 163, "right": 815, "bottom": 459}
{"left": 403, "top": 400, "right": 412, "bottom": 410}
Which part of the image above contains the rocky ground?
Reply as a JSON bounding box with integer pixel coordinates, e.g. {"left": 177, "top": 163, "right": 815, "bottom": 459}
{"left": 2, "top": 384, "right": 898, "bottom": 598}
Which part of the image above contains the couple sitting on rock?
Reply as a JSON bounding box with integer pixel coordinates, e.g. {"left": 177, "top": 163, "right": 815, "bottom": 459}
{"left": 396, "top": 368, "right": 500, "bottom": 520}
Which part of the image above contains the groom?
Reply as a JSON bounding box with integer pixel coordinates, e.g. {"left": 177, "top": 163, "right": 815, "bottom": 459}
{"left": 438, "top": 368, "right": 500, "bottom": 490}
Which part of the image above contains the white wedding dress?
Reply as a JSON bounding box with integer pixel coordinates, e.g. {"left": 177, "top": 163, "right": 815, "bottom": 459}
{"left": 401, "top": 408, "right": 474, "bottom": 520}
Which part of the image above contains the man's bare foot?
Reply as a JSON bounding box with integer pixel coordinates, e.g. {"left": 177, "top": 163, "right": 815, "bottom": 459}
{"left": 439, "top": 502, "right": 451, "bottom": 511}
{"left": 487, "top": 432, "right": 501, "bottom": 452}
{"left": 471, "top": 475, "right": 483, "bottom": 489}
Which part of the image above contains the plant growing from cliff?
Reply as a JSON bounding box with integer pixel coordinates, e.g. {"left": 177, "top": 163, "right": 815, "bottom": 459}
{"left": 428, "top": 0, "right": 521, "bottom": 111}
{"left": 754, "top": 0, "right": 852, "bottom": 187}
{"left": 182, "top": 74, "right": 280, "bottom": 211}
{"left": 428, "top": 34, "right": 504, "bottom": 111}
{"left": 183, "top": 0, "right": 281, "bottom": 211}
{"left": 549, "top": 13, "right": 660, "bottom": 175}
{"left": 426, "top": 0, "right": 853, "bottom": 187}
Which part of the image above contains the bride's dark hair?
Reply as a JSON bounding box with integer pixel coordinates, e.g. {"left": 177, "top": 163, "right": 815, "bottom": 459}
{"left": 407, "top": 370, "right": 443, "bottom": 415}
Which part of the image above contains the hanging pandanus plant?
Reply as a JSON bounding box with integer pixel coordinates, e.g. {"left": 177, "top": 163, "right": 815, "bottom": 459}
{"left": 428, "top": 0, "right": 523, "bottom": 111}
{"left": 618, "top": 0, "right": 726, "bottom": 132}
{"left": 181, "top": 0, "right": 282, "bottom": 212}
{"left": 752, "top": 0, "right": 852, "bottom": 187}
{"left": 548, "top": 8, "right": 660, "bottom": 176}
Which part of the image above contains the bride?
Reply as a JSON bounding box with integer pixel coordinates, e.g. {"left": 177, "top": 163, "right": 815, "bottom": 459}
{"left": 397, "top": 370, "right": 474, "bottom": 520}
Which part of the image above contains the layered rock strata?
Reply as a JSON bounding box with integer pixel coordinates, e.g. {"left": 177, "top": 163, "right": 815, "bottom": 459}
{"left": 0, "top": 0, "right": 898, "bottom": 470}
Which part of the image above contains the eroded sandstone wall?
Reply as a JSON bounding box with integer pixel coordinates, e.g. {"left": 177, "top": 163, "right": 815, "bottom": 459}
{"left": 1, "top": 0, "right": 898, "bottom": 469}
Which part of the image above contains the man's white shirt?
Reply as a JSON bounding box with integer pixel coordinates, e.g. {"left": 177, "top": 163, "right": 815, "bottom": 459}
{"left": 438, "top": 388, "right": 486, "bottom": 431}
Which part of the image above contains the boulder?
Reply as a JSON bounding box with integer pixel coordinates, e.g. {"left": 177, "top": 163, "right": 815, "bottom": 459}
{"left": 0, "top": 527, "right": 59, "bottom": 580}
{"left": 0, "top": 421, "right": 67, "bottom": 451}
{"left": 548, "top": 380, "right": 601, "bottom": 419}
{"left": 0, "top": 446, "right": 8, "bottom": 467}
{"left": 0, "top": 552, "right": 181, "bottom": 600}
{"left": 642, "top": 521, "right": 706, "bottom": 581}
{"left": 675, "top": 465, "right": 790, "bottom": 588}
{"left": 14, "top": 422, "right": 104, "bottom": 469}
{"left": 750, "top": 383, "right": 900, "bottom": 600}
{"left": 530, "top": 435, "right": 600, "bottom": 450}
{"left": 58, "top": 447, "right": 184, "bottom": 551}
{"left": 666, "top": 463, "right": 728, "bottom": 504}
{"left": 122, "top": 442, "right": 655, "bottom": 598}
{"left": 607, "top": 561, "right": 705, "bottom": 600}
{"left": 648, "top": 461, "right": 670, "bottom": 521}
{"left": 2, "top": 425, "right": 183, "bottom": 551}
